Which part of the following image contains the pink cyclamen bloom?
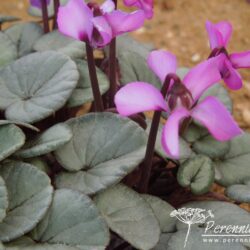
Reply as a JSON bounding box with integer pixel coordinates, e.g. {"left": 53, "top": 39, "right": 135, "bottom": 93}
{"left": 206, "top": 20, "right": 250, "bottom": 90}
{"left": 30, "top": 0, "right": 51, "bottom": 8}
{"left": 123, "top": 0, "right": 153, "bottom": 19}
{"left": 115, "top": 50, "right": 242, "bottom": 158}
{"left": 57, "top": 0, "right": 145, "bottom": 48}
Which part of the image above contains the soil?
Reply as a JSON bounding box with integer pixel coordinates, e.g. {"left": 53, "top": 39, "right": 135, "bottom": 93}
{"left": 1, "top": 0, "right": 250, "bottom": 210}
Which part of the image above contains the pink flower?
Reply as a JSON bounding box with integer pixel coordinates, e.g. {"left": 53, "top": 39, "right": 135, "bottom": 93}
{"left": 30, "top": 0, "right": 51, "bottom": 8}
{"left": 206, "top": 20, "right": 250, "bottom": 90}
{"left": 57, "top": 0, "right": 145, "bottom": 48}
{"left": 123, "top": 0, "right": 153, "bottom": 19}
{"left": 115, "top": 50, "right": 242, "bottom": 158}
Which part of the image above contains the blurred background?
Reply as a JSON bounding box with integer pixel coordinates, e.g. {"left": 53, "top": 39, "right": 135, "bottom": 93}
{"left": 1, "top": 0, "right": 250, "bottom": 131}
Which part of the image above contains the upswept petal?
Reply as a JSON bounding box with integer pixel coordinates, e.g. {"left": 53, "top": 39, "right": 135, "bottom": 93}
{"left": 205, "top": 20, "right": 232, "bottom": 49}
{"left": 205, "top": 20, "right": 223, "bottom": 49}
{"left": 91, "top": 16, "right": 113, "bottom": 48}
{"left": 221, "top": 59, "right": 243, "bottom": 90}
{"left": 230, "top": 51, "right": 250, "bottom": 69}
{"left": 192, "top": 96, "right": 242, "bottom": 141}
{"left": 183, "top": 54, "right": 225, "bottom": 101}
{"left": 123, "top": 0, "right": 153, "bottom": 18}
{"left": 57, "top": 0, "right": 93, "bottom": 41}
{"left": 147, "top": 50, "right": 177, "bottom": 83}
{"left": 161, "top": 108, "right": 190, "bottom": 159}
{"left": 115, "top": 82, "right": 168, "bottom": 116}
{"left": 104, "top": 10, "right": 145, "bottom": 37}
{"left": 101, "top": 0, "right": 115, "bottom": 13}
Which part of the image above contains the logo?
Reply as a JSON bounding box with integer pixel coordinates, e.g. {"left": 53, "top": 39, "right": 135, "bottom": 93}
{"left": 170, "top": 208, "right": 214, "bottom": 248}
{"left": 170, "top": 207, "right": 250, "bottom": 248}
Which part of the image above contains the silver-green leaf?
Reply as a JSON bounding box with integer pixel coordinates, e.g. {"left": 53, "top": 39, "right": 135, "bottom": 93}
{"left": 67, "top": 60, "right": 109, "bottom": 108}
{"left": 55, "top": 112, "right": 147, "bottom": 195}
{"left": 0, "top": 176, "right": 8, "bottom": 223}
{"left": 31, "top": 189, "right": 110, "bottom": 250}
{"left": 0, "top": 124, "right": 25, "bottom": 162}
{"left": 0, "top": 51, "right": 79, "bottom": 123}
{"left": 15, "top": 123, "right": 72, "bottom": 158}
{"left": 94, "top": 184, "right": 161, "bottom": 250}
{"left": 0, "top": 161, "right": 53, "bottom": 242}
{"left": 177, "top": 155, "right": 214, "bottom": 195}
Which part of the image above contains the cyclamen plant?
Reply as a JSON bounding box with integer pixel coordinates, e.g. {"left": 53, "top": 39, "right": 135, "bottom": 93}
{"left": 0, "top": 1, "right": 250, "bottom": 250}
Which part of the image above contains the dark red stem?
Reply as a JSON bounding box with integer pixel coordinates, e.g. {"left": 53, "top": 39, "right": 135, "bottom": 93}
{"left": 53, "top": 0, "right": 60, "bottom": 29}
{"left": 41, "top": 0, "right": 50, "bottom": 33}
{"left": 138, "top": 73, "right": 180, "bottom": 193}
{"left": 86, "top": 43, "right": 104, "bottom": 112}
{"left": 108, "top": 0, "right": 118, "bottom": 107}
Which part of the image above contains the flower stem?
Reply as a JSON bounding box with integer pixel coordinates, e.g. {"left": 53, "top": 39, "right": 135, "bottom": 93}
{"left": 108, "top": 0, "right": 118, "bottom": 107}
{"left": 41, "top": 0, "right": 50, "bottom": 33}
{"left": 138, "top": 73, "right": 179, "bottom": 193}
{"left": 86, "top": 43, "right": 104, "bottom": 112}
{"left": 108, "top": 38, "right": 117, "bottom": 107}
{"left": 53, "top": 0, "right": 60, "bottom": 29}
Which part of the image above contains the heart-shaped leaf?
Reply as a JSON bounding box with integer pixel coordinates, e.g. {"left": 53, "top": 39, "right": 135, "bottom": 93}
{"left": 94, "top": 184, "right": 161, "bottom": 250}
{"left": 182, "top": 123, "right": 208, "bottom": 143}
{"left": 5, "top": 22, "right": 43, "bottom": 57}
{"left": 15, "top": 123, "right": 72, "bottom": 158}
{"left": 0, "top": 124, "right": 25, "bottom": 162}
{"left": 0, "top": 51, "right": 79, "bottom": 123}
{"left": 142, "top": 195, "right": 176, "bottom": 233}
{"left": 67, "top": 60, "right": 109, "bottom": 108}
{"left": 225, "top": 182, "right": 250, "bottom": 203}
{"left": 214, "top": 133, "right": 250, "bottom": 186}
{"left": 24, "top": 157, "right": 51, "bottom": 175}
{"left": 152, "top": 233, "right": 172, "bottom": 250}
{"left": 0, "top": 161, "right": 53, "bottom": 242}
{"left": 34, "top": 30, "right": 85, "bottom": 59}
{"left": 119, "top": 51, "right": 161, "bottom": 89}
{"left": 31, "top": 189, "right": 109, "bottom": 250}
{"left": 177, "top": 155, "right": 214, "bottom": 195}
{"left": 0, "top": 32, "right": 17, "bottom": 68}
{"left": 55, "top": 112, "right": 147, "bottom": 194}
{"left": 192, "top": 135, "right": 230, "bottom": 159}
{"left": 0, "top": 176, "right": 8, "bottom": 223}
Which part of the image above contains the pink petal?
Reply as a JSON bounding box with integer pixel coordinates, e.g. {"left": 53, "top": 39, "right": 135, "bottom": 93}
{"left": 114, "top": 82, "right": 168, "bottom": 116}
{"left": 123, "top": 0, "right": 138, "bottom": 6}
{"left": 192, "top": 96, "right": 242, "bottom": 141}
{"left": 205, "top": 20, "right": 223, "bottom": 49}
{"left": 105, "top": 10, "right": 145, "bottom": 37}
{"left": 222, "top": 59, "right": 243, "bottom": 90}
{"left": 205, "top": 20, "right": 232, "bottom": 49}
{"left": 215, "top": 21, "right": 232, "bottom": 47}
{"left": 57, "top": 0, "right": 93, "bottom": 42}
{"left": 91, "top": 16, "right": 112, "bottom": 48}
{"left": 147, "top": 50, "right": 177, "bottom": 83}
{"left": 230, "top": 51, "right": 250, "bottom": 69}
{"left": 161, "top": 108, "right": 190, "bottom": 159}
{"left": 123, "top": 0, "right": 153, "bottom": 19}
{"left": 183, "top": 54, "right": 225, "bottom": 101}
{"left": 100, "top": 0, "right": 115, "bottom": 13}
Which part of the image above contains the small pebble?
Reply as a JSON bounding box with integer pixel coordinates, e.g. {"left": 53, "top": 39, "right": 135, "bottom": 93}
{"left": 191, "top": 53, "right": 201, "bottom": 62}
